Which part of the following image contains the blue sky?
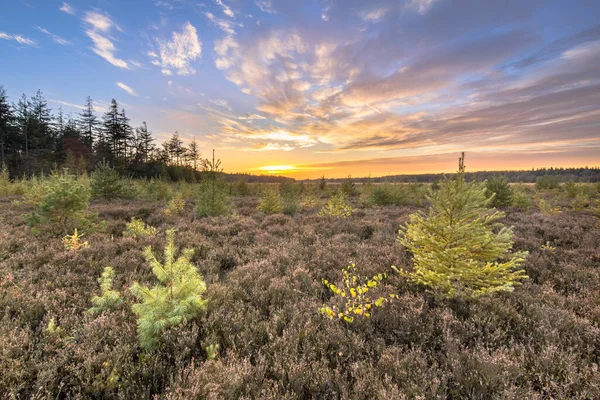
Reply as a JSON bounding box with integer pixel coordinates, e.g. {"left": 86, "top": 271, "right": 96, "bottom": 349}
{"left": 1, "top": 0, "right": 599, "bottom": 177}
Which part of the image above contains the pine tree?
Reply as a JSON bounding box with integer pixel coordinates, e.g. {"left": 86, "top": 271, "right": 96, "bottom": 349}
{"left": 14, "top": 94, "right": 31, "bottom": 175}
{"left": 117, "top": 108, "right": 133, "bottom": 161}
{"left": 77, "top": 96, "right": 98, "bottom": 152}
{"left": 89, "top": 267, "right": 122, "bottom": 314}
{"left": 0, "top": 86, "right": 15, "bottom": 167}
{"left": 168, "top": 131, "right": 185, "bottom": 166}
{"left": 396, "top": 153, "right": 528, "bottom": 299}
{"left": 187, "top": 137, "right": 200, "bottom": 171}
{"left": 101, "top": 99, "right": 120, "bottom": 162}
{"left": 130, "top": 229, "right": 208, "bottom": 349}
{"left": 133, "top": 122, "right": 153, "bottom": 163}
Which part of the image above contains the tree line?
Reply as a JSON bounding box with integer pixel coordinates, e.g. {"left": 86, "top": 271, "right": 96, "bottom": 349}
{"left": 0, "top": 85, "right": 219, "bottom": 181}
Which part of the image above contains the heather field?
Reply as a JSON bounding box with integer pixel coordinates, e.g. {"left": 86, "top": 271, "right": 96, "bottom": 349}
{"left": 1, "top": 177, "right": 600, "bottom": 399}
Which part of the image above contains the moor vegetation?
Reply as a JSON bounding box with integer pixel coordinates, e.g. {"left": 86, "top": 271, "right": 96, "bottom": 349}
{"left": 1, "top": 155, "right": 600, "bottom": 399}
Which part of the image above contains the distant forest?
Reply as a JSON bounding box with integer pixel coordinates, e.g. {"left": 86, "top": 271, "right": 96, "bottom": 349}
{"left": 0, "top": 86, "right": 292, "bottom": 183}
{"left": 321, "top": 167, "right": 600, "bottom": 184}
{"left": 1, "top": 86, "right": 598, "bottom": 184}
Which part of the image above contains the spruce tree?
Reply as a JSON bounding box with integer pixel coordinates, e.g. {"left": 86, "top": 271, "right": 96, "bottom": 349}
{"left": 130, "top": 229, "right": 208, "bottom": 349}
{"left": 77, "top": 96, "right": 98, "bottom": 152}
{"left": 396, "top": 153, "right": 528, "bottom": 299}
{"left": 0, "top": 86, "right": 15, "bottom": 167}
{"left": 101, "top": 99, "right": 120, "bottom": 162}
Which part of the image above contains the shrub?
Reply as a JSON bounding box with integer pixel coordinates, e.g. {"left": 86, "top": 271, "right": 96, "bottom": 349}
{"left": 512, "top": 185, "right": 532, "bottom": 208}
{"left": 318, "top": 192, "right": 354, "bottom": 218}
{"left": 123, "top": 217, "right": 158, "bottom": 238}
{"left": 279, "top": 183, "right": 300, "bottom": 216}
{"left": 319, "top": 263, "right": 396, "bottom": 322}
{"left": 563, "top": 181, "right": 579, "bottom": 198}
{"left": 485, "top": 176, "right": 513, "bottom": 207}
{"left": 130, "top": 229, "right": 208, "bottom": 349}
{"left": 341, "top": 175, "right": 356, "bottom": 197}
{"left": 0, "top": 163, "right": 12, "bottom": 197}
{"left": 319, "top": 175, "right": 327, "bottom": 191}
{"left": 62, "top": 228, "right": 89, "bottom": 251}
{"left": 164, "top": 196, "right": 185, "bottom": 217}
{"left": 234, "top": 178, "right": 250, "bottom": 196}
{"left": 89, "top": 267, "right": 122, "bottom": 314}
{"left": 24, "top": 169, "right": 92, "bottom": 234}
{"left": 397, "top": 153, "right": 528, "bottom": 299}
{"left": 196, "top": 181, "right": 229, "bottom": 217}
{"left": 91, "top": 160, "right": 125, "bottom": 200}
{"left": 257, "top": 188, "right": 283, "bottom": 214}
{"left": 535, "top": 197, "right": 561, "bottom": 215}
{"left": 536, "top": 175, "right": 560, "bottom": 190}
{"left": 137, "top": 178, "right": 172, "bottom": 201}
{"left": 368, "top": 184, "right": 408, "bottom": 206}
{"left": 300, "top": 194, "right": 321, "bottom": 210}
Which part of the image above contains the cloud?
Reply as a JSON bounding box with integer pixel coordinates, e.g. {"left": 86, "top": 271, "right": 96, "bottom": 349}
{"left": 216, "top": 0, "right": 235, "bottom": 18}
{"left": 35, "top": 26, "right": 72, "bottom": 46}
{"left": 204, "top": 12, "right": 237, "bottom": 35}
{"left": 359, "top": 7, "right": 389, "bottom": 22}
{"left": 83, "top": 11, "right": 129, "bottom": 69}
{"left": 254, "top": 0, "right": 277, "bottom": 14}
{"left": 60, "top": 2, "right": 75, "bottom": 15}
{"left": 116, "top": 82, "right": 138, "bottom": 96}
{"left": 239, "top": 112, "right": 267, "bottom": 121}
{"left": 209, "top": 99, "right": 232, "bottom": 111}
{"left": 404, "top": 0, "right": 438, "bottom": 14}
{"left": 49, "top": 99, "right": 85, "bottom": 110}
{"left": 0, "top": 32, "right": 35, "bottom": 46}
{"left": 149, "top": 22, "right": 202, "bottom": 76}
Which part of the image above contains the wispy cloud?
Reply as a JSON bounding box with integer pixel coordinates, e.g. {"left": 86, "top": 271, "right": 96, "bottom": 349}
{"left": 116, "top": 82, "right": 138, "bottom": 96}
{"left": 49, "top": 99, "right": 85, "bottom": 110}
{"left": 83, "top": 11, "right": 129, "bottom": 69}
{"left": 204, "top": 12, "right": 237, "bottom": 35}
{"left": 215, "top": 0, "right": 235, "bottom": 18}
{"left": 0, "top": 31, "right": 36, "bottom": 46}
{"left": 209, "top": 99, "right": 232, "bottom": 111}
{"left": 35, "top": 26, "right": 72, "bottom": 46}
{"left": 149, "top": 22, "right": 201, "bottom": 76}
{"left": 59, "top": 2, "right": 76, "bottom": 15}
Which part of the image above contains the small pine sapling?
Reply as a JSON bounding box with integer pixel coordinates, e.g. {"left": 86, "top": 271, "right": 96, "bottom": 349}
{"left": 318, "top": 192, "right": 354, "bottom": 218}
{"left": 396, "top": 153, "right": 528, "bottom": 299}
{"left": 130, "top": 229, "right": 208, "bottom": 349}
{"left": 123, "top": 217, "right": 158, "bottom": 238}
{"left": 91, "top": 160, "right": 125, "bottom": 200}
{"left": 319, "top": 263, "right": 397, "bottom": 322}
{"left": 485, "top": 176, "right": 513, "bottom": 207}
{"left": 24, "top": 169, "right": 92, "bottom": 234}
{"left": 62, "top": 228, "right": 89, "bottom": 251}
{"left": 164, "top": 196, "right": 185, "bottom": 217}
{"left": 257, "top": 188, "right": 283, "bottom": 214}
{"left": 89, "top": 267, "right": 122, "bottom": 314}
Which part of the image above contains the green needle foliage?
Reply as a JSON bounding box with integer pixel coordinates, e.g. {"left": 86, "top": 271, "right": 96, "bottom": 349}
{"left": 89, "top": 267, "right": 122, "bottom": 314}
{"left": 485, "top": 176, "right": 513, "bottom": 207}
{"left": 130, "top": 229, "right": 208, "bottom": 349}
{"left": 396, "top": 153, "right": 528, "bottom": 299}
{"left": 91, "top": 160, "right": 125, "bottom": 200}
{"left": 257, "top": 188, "right": 283, "bottom": 214}
{"left": 123, "top": 217, "right": 158, "bottom": 238}
{"left": 24, "top": 169, "right": 92, "bottom": 234}
{"left": 318, "top": 192, "right": 354, "bottom": 218}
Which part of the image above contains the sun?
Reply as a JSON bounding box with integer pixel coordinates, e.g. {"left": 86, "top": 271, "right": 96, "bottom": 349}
{"left": 257, "top": 165, "right": 297, "bottom": 174}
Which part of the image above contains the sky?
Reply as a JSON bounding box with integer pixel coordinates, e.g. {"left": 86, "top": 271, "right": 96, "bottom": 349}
{"left": 0, "top": 0, "right": 599, "bottom": 178}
